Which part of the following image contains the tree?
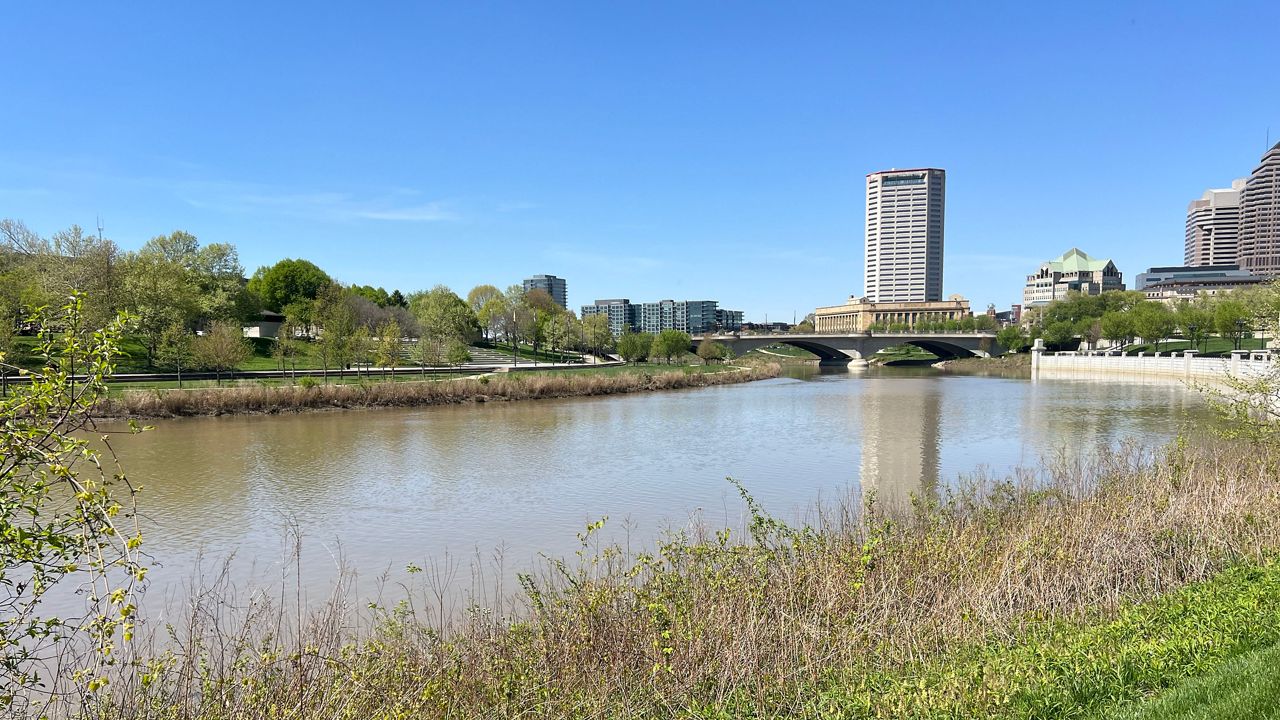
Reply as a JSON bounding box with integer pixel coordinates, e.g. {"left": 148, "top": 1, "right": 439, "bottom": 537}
{"left": 1041, "top": 320, "right": 1077, "bottom": 349}
{"left": 411, "top": 286, "right": 479, "bottom": 369}
{"left": 697, "top": 340, "right": 730, "bottom": 365}
{"left": 446, "top": 338, "right": 472, "bottom": 369}
{"left": 1131, "top": 302, "right": 1176, "bottom": 352}
{"left": 1214, "top": 299, "right": 1252, "bottom": 350}
{"left": 1101, "top": 311, "right": 1135, "bottom": 350}
{"left": 246, "top": 259, "right": 331, "bottom": 312}
{"left": 0, "top": 297, "right": 144, "bottom": 709}
{"left": 272, "top": 317, "right": 302, "bottom": 380}
{"left": 388, "top": 289, "right": 407, "bottom": 308}
{"left": 349, "top": 326, "right": 374, "bottom": 378}
{"left": 0, "top": 309, "right": 14, "bottom": 396}
{"left": 1081, "top": 318, "right": 1103, "bottom": 350}
{"left": 617, "top": 331, "right": 653, "bottom": 364}
{"left": 193, "top": 320, "right": 252, "bottom": 385}
{"left": 156, "top": 322, "right": 195, "bottom": 388}
{"left": 1175, "top": 300, "right": 1214, "bottom": 352}
{"left": 121, "top": 251, "right": 200, "bottom": 366}
{"left": 582, "top": 314, "right": 614, "bottom": 360}
{"left": 313, "top": 283, "right": 358, "bottom": 380}
{"left": 996, "top": 325, "right": 1029, "bottom": 353}
{"left": 374, "top": 318, "right": 403, "bottom": 380}
{"left": 467, "top": 284, "right": 503, "bottom": 341}
{"left": 654, "top": 329, "right": 692, "bottom": 364}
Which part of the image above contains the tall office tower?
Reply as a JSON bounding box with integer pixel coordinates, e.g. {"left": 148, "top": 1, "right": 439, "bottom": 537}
{"left": 523, "top": 274, "right": 568, "bottom": 308}
{"left": 1240, "top": 142, "right": 1280, "bottom": 277}
{"left": 865, "top": 168, "right": 946, "bottom": 302}
{"left": 1185, "top": 180, "right": 1245, "bottom": 266}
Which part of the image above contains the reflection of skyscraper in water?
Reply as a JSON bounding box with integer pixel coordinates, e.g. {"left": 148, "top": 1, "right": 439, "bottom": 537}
{"left": 859, "top": 377, "right": 942, "bottom": 508}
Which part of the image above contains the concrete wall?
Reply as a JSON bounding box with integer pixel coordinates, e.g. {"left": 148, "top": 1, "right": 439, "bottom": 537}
{"left": 1034, "top": 350, "right": 1271, "bottom": 384}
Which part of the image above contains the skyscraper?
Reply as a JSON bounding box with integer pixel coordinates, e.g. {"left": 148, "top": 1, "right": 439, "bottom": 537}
{"left": 522, "top": 274, "right": 568, "bottom": 308}
{"left": 864, "top": 168, "right": 945, "bottom": 302}
{"left": 1185, "top": 180, "right": 1245, "bottom": 267}
{"left": 1239, "top": 142, "right": 1280, "bottom": 277}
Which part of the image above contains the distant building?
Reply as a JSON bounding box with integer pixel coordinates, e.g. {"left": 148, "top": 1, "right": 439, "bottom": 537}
{"left": 582, "top": 298, "right": 742, "bottom": 336}
{"left": 522, "top": 274, "right": 568, "bottom": 308}
{"left": 813, "top": 295, "right": 971, "bottom": 334}
{"left": 715, "top": 308, "right": 744, "bottom": 331}
{"left": 740, "top": 321, "right": 791, "bottom": 333}
{"left": 1135, "top": 264, "right": 1252, "bottom": 290}
{"left": 1239, "top": 141, "right": 1280, "bottom": 277}
{"left": 242, "top": 309, "right": 285, "bottom": 339}
{"left": 1023, "top": 248, "right": 1124, "bottom": 308}
{"left": 865, "top": 168, "right": 946, "bottom": 303}
{"left": 580, "top": 299, "right": 636, "bottom": 338}
{"left": 1185, "top": 180, "right": 1245, "bottom": 267}
{"left": 1142, "top": 275, "right": 1267, "bottom": 304}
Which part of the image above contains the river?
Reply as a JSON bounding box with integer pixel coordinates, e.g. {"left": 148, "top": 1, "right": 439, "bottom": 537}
{"left": 106, "top": 366, "right": 1207, "bottom": 613}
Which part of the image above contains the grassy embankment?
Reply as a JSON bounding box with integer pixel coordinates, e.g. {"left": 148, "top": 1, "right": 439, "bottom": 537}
{"left": 93, "top": 436, "right": 1280, "bottom": 718}
{"left": 1123, "top": 337, "right": 1267, "bottom": 356}
{"left": 103, "top": 361, "right": 781, "bottom": 417}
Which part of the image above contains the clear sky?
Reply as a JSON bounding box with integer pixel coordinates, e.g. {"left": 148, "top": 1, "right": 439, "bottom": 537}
{"left": 3, "top": 2, "right": 1279, "bottom": 320}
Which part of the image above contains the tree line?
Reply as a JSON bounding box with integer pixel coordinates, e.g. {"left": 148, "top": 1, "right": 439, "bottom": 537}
{"left": 997, "top": 288, "right": 1275, "bottom": 353}
{"left": 0, "top": 219, "right": 642, "bottom": 377}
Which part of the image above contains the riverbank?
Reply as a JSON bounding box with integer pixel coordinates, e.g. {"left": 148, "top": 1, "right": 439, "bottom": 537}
{"left": 101, "top": 362, "right": 782, "bottom": 418}
{"left": 935, "top": 351, "right": 1032, "bottom": 376}
{"left": 90, "top": 435, "right": 1280, "bottom": 719}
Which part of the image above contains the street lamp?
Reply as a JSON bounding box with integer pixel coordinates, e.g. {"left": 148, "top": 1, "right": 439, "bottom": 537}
{"left": 1236, "top": 318, "right": 1246, "bottom": 351}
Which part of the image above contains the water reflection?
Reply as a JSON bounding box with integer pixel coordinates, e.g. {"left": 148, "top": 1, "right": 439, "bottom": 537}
{"left": 859, "top": 376, "right": 941, "bottom": 508}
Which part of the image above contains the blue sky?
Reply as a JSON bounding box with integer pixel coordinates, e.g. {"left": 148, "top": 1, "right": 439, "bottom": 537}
{"left": 2, "top": 2, "right": 1278, "bottom": 321}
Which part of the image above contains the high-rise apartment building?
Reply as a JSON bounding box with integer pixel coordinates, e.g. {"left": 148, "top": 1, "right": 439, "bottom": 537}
{"left": 865, "top": 168, "right": 945, "bottom": 303}
{"left": 522, "top": 274, "right": 568, "bottom": 308}
{"left": 582, "top": 298, "right": 741, "bottom": 336}
{"left": 1239, "top": 142, "right": 1280, "bottom": 277}
{"left": 581, "top": 299, "right": 636, "bottom": 338}
{"left": 1185, "top": 180, "right": 1245, "bottom": 266}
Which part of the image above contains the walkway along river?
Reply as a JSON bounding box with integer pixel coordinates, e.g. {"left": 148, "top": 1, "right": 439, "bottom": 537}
{"left": 106, "top": 366, "right": 1208, "bottom": 613}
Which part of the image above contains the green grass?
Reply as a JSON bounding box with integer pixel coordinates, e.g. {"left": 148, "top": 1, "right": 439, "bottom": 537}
{"left": 486, "top": 341, "right": 583, "bottom": 363}
{"left": 518, "top": 361, "right": 736, "bottom": 379}
{"left": 873, "top": 343, "right": 940, "bottom": 362}
{"left": 1124, "top": 337, "right": 1267, "bottom": 356}
{"left": 793, "top": 563, "right": 1280, "bottom": 719}
{"left": 1108, "top": 643, "right": 1280, "bottom": 720}
{"left": 748, "top": 343, "right": 819, "bottom": 359}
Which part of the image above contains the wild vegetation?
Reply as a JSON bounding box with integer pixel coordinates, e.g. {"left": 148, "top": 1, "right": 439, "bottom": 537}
{"left": 103, "top": 362, "right": 781, "bottom": 418}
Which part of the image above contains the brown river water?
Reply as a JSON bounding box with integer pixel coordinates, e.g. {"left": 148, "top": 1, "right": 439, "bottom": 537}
{"left": 99, "top": 366, "right": 1206, "bottom": 615}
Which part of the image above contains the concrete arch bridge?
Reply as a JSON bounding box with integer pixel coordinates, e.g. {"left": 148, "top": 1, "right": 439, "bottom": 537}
{"left": 691, "top": 333, "right": 1005, "bottom": 366}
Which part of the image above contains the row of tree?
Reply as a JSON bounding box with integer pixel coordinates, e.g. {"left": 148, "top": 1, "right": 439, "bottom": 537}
{"left": 0, "top": 220, "right": 643, "bottom": 374}
{"left": 998, "top": 288, "right": 1268, "bottom": 353}
{"left": 865, "top": 313, "right": 1000, "bottom": 334}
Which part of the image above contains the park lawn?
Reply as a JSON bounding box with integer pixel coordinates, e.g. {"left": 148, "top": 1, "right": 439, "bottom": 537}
{"left": 522, "top": 361, "right": 739, "bottom": 379}
{"left": 1124, "top": 336, "right": 1267, "bottom": 356}
{"left": 748, "top": 343, "right": 819, "bottom": 359}
{"left": 486, "top": 341, "right": 584, "bottom": 363}
{"left": 1107, "top": 642, "right": 1280, "bottom": 720}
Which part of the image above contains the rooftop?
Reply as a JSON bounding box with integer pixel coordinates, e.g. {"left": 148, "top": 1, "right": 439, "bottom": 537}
{"left": 1044, "top": 248, "right": 1115, "bottom": 273}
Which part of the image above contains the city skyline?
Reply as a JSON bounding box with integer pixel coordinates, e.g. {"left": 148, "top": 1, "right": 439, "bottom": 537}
{"left": 2, "top": 3, "right": 1280, "bottom": 320}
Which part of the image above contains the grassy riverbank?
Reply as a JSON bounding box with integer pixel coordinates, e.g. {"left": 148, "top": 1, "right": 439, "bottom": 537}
{"left": 90, "top": 437, "right": 1280, "bottom": 719}
{"left": 103, "top": 362, "right": 782, "bottom": 417}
